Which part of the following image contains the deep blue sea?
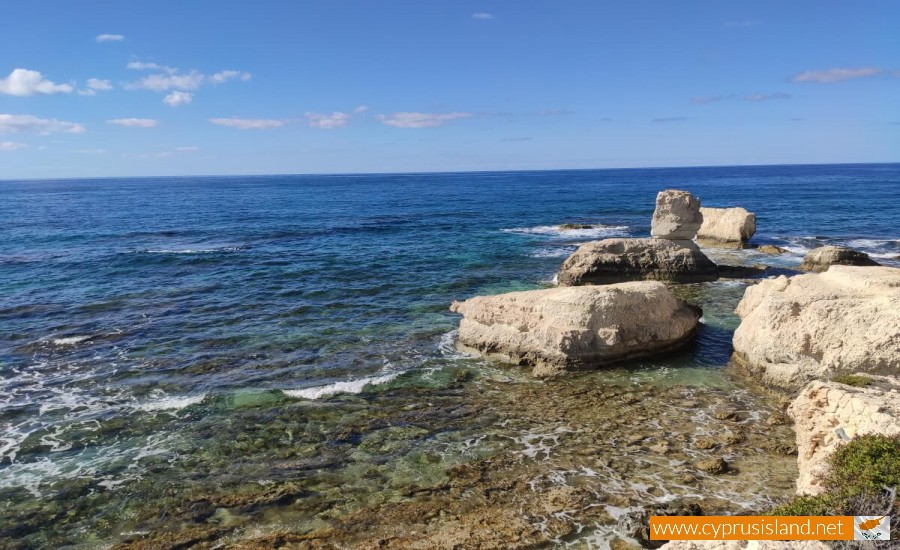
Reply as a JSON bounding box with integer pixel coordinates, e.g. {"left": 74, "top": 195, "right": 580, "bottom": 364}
{"left": 1, "top": 164, "right": 898, "bottom": 547}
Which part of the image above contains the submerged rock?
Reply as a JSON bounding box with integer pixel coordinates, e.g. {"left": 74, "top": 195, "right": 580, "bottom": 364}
{"left": 557, "top": 238, "right": 719, "bottom": 286}
{"left": 695, "top": 457, "right": 728, "bottom": 474}
{"left": 787, "top": 375, "right": 900, "bottom": 495}
{"left": 559, "top": 223, "right": 593, "bottom": 230}
{"left": 697, "top": 207, "right": 756, "bottom": 244}
{"left": 449, "top": 282, "right": 701, "bottom": 377}
{"left": 732, "top": 266, "right": 900, "bottom": 389}
{"left": 798, "top": 245, "right": 879, "bottom": 272}
{"left": 651, "top": 190, "right": 703, "bottom": 240}
{"left": 756, "top": 244, "right": 788, "bottom": 255}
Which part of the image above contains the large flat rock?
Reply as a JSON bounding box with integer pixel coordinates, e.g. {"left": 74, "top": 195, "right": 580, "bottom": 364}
{"left": 799, "top": 245, "right": 880, "bottom": 272}
{"left": 450, "top": 282, "right": 701, "bottom": 377}
{"left": 733, "top": 266, "right": 900, "bottom": 389}
{"left": 557, "top": 238, "right": 719, "bottom": 286}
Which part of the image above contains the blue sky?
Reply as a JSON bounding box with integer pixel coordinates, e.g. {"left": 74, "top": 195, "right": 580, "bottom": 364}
{"left": 1, "top": 1, "right": 898, "bottom": 178}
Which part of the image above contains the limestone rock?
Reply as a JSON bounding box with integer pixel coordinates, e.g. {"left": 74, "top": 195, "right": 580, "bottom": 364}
{"left": 557, "top": 238, "right": 718, "bottom": 286}
{"left": 733, "top": 266, "right": 900, "bottom": 389}
{"left": 697, "top": 207, "right": 756, "bottom": 243}
{"left": 651, "top": 190, "right": 703, "bottom": 240}
{"left": 450, "top": 282, "right": 701, "bottom": 378}
{"left": 799, "top": 245, "right": 879, "bottom": 272}
{"left": 756, "top": 244, "right": 787, "bottom": 255}
{"left": 787, "top": 375, "right": 900, "bottom": 495}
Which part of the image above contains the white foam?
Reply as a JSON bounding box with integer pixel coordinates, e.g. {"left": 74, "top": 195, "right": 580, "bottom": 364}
{"left": 136, "top": 394, "right": 206, "bottom": 412}
{"left": 501, "top": 224, "right": 629, "bottom": 239}
{"left": 284, "top": 372, "right": 399, "bottom": 400}
{"left": 142, "top": 245, "right": 247, "bottom": 254}
{"left": 51, "top": 335, "right": 91, "bottom": 346}
{"left": 530, "top": 247, "right": 574, "bottom": 258}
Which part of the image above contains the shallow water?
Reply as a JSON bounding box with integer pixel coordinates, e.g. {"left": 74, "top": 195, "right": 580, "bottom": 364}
{"left": 1, "top": 164, "right": 898, "bottom": 547}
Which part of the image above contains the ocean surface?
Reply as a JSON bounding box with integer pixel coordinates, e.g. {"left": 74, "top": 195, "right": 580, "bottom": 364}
{"left": 1, "top": 163, "right": 899, "bottom": 548}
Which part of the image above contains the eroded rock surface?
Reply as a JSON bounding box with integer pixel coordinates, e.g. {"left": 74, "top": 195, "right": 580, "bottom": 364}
{"left": 799, "top": 245, "right": 880, "bottom": 272}
{"left": 697, "top": 207, "right": 756, "bottom": 243}
{"left": 557, "top": 238, "right": 719, "bottom": 286}
{"left": 450, "top": 282, "right": 701, "bottom": 377}
{"left": 733, "top": 266, "right": 900, "bottom": 389}
{"left": 651, "top": 189, "right": 703, "bottom": 240}
{"left": 787, "top": 375, "right": 900, "bottom": 495}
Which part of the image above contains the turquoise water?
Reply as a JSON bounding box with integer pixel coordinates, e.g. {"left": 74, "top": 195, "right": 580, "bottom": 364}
{"left": 0, "top": 164, "right": 898, "bottom": 547}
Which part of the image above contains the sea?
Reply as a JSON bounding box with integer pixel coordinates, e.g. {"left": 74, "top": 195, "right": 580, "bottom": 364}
{"left": 1, "top": 163, "right": 898, "bottom": 548}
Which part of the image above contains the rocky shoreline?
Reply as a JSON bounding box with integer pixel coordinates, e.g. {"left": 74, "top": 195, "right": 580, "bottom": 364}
{"left": 449, "top": 189, "right": 900, "bottom": 548}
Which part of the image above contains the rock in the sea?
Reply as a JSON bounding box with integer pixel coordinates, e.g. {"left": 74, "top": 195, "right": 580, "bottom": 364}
{"left": 733, "top": 266, "right": 900, "bottom": 389}
{"left": 449, "top": 282, "right": 701, "bottom": 378}
{"left": 695, "top": 457, "right": 728, "bottom": 474}
{"left": 651, "top": 190, "right": 703, "bottom": 240}
{"left": 798, "top": 245, "right": 880, "bottom": 272}
{"left": 559, "top": 223, "right": 593, "bottom": 230}
{"left": 696, "top": 207, "right": 756, "bottom": 243}
{"left": 557, "top": 238, "right": 718, "bottom": 286}
{"left": 756, "top": 244, "right": 787, "bottom": 255}
{"left": 787, "top": 375, "right": 900, "bottom": 495}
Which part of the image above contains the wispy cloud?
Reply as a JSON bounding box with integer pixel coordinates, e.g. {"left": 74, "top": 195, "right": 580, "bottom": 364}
{"left": 354, "top": 105, "right": 369, "bottom": 114}
{"left": 125, "top": 71, "right": 205, "bottom": 91}
{"left": 209, "top": 70, "right": 252, "bottom": 84}
{"left": 124, "top": 62, "right": 252, "bottom": 96}
{"left": 108, "top": 118, "right": 158, "bottom": 128}
{"left": 472, "top": 12, "right": 495, "bottom": 20}
{"left": 305, "top": 111, "right": 351, "bottom": 129}
{"left": 537, "top": 108, "right": 574, "bottom": 116}
{"left": 127, "top": 61, "right": 177, "bottom": 74}
{"left": 791, "top": 67, "right": 882, "bottom": 83}
{"left": 0, "top": 114, "right": 85, "bottom": 135}
{"left": 209, "top": 117, "right": 286, "bottom": 129}
{"left": 376, "top": 112, "right": 472, "bottom": 128}
{"left": 501, "top": 137, "right": 533, "bottom": 142}
{"left": 653, "top": 117, "right": 689, "bottom": 123}
{"left": 78, "top": 78, "right": 113, "bottom": 96}
{"left": 176, "top": 146, "right": 200, "bottom": 152}
{"left": 0, "top": 68, "right": 73, "bottom": 96}
{"left": 0, "top": 141, "right": 28, "bottom": 151}
{"left": 73, "top": 148, "right": 107, "bottom": 154}
{"left": 744, "top": 92, "right": 791, "bottom": 101}
{"left": 163, "top": 90, "right": 193, "bottom": 107}
{"left": 96, "top": 34, "right": 124, "bottom": 43}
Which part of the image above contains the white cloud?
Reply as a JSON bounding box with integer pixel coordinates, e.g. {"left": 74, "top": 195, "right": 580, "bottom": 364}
{"left": 375, "top": 112, "right": 472, "bottom": 128}
{"left": 73, "top": 148, "right": 107, "bottom": 154}
{"left": 472, "top": 12, "right": 494, "bottom": 19}
{"left": 792, "top": 67, "right": 882, "bottom": 83}
{"left": 1, "top": 141, "right": 28, "bottom": 151}
{"left": 87, "top": 78, "right": 113, "bottom": 91}
{"left": 305, "top": 111, "right": 351, "bottom": 129}
{"left": 163, "top": 90, "right": 193, "bottom": 107}
{"left": 126, "top": 61, "right": 177, "bottom": 74}
{"left": 96, "top": 34, "right": 124, "bottom": 42}
{"left": 209, "top": 70, "right": 252, "bottom": 84}
{"left": 0, "top": 114, "right": 85, "bottom": 135}
{"left": 78, "top": 89, "right": 97, "bottom": 96}
{"left": 0, "top": 68, "right": 73, "bottom": 96}
{"left": 744, "top": 92, "right": 791, "bottom": 101}
{"left": 354, "top": 105, "right": 369, "bottom": 114}
{"left": 209, "top": 117, "right": 286, "bottom": 129}
{"left": 176, "top": 146, "right": 199, "bottom": 152}
{"left": 108, "top": 118, "right": 158, "bottom": 128}
{"left": 125, "top": 71, "right": 205, "bottom": 91}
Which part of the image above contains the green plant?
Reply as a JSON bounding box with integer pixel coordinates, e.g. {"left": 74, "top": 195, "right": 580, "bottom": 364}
{"left": 830, "top": 374, "right": 874, "bottom": 388}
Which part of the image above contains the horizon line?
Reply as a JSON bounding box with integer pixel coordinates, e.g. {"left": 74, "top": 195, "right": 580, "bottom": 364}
{"left": 2, "top": 160, "right": 899, "bottom": 183}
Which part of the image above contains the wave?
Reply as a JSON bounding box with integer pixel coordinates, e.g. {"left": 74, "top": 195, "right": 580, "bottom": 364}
{"left": 529, "top": 247, "right": 575, "bottom": 258}
{"left": 501, "top": 224, "right": 629, "bottom": 239}
{"left": 135, "top": 394, "right": 207, "bottom": 412}
{"left": 283, "top": 372, "right": 400, "bottom": 400}
{"left": 50, "top": 335, "right": 92, "bottom": 346}
{"left": 137, "top": 245, "right": 249, "bottom": 255}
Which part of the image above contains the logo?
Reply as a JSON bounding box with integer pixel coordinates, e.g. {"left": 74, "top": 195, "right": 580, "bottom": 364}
{"left": 854, "top": 516, "right": 890, "bottom": 541}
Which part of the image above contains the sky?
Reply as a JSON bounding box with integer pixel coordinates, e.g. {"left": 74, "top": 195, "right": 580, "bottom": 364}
{"left": 0, "top": 0, "right": 898, "bottom": 179}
